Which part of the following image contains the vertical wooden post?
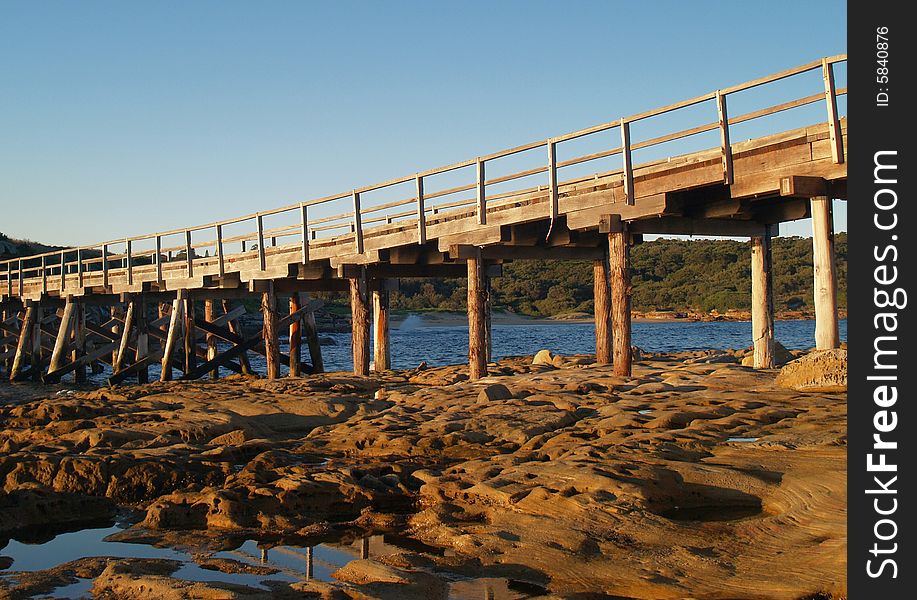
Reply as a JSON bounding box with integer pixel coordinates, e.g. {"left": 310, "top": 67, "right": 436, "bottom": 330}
{"left": 113, "top": 298, "right": 135, "bottom": 373}
{"left": 467, "top": 248, "right": 487, "bottom": 379}
{"left": 135, "top": 295, "right": 149, "bottom": 384}
{"left": 476, "top": 159, "right": 487, "bottom": 225}
{"left": 111, "top": 305, "right": 121, "bottom": 366}
{"left": 593, "top": 255, "right": 612, "bottom": 364}
{"left": 289, "top": 293, "right": 302, "bottom": 377}
{"left": 415, "top": 175, "right": 427, "bottom": 245}
{"left": 620, "top": 119, "right": 635, "bottom": 205}
{"left": 262, "top": 281, "right": 280, "bottom": 379}
{"left": 716, "top": 90, "right": 734, "bottom": 185}
{"left": 204, "top": 299, "right": 218, "bottom": 380}
{"left": 484, "top": 272, "right": 493, "bottom": 363}
{"left": 222, "top": 299, "right": 253, "bottom": 375}
{"left": 751, "top": 231, "right": 775, "bottom": 368}
{"left": 608, "top": 222, "right": 632, "bottom": 376}
{"left": 350, "top": 269, "right": 370, "bottom": 376}
{"left": 372, "top": 284, "right": 391, "bottom": 371}
{"left": 10, "top": 304, "right": 35, "bottom": 381}
{"left": 155, "top": 236, "right": 163, "bottom": 284}
{"left": 547, "top": 140, "right": 559, "bottom": 222}
{"left": 72, "top": 301, "right": 86, "bottom": 383}
{"left": 822, "top": 58, "right": 844, "bottom": 164}
{"left": 215, "top": 225, "right": 225, "bottom": 278}
{"left": 49, "top": 299, "right": 75, "bottom": 374}
{"left": 183, "top": 294, "right": 197, "bottom": 375}
{"left": 256, "top": 215, "right": 267, "bottom": 271}
{"left": 126, "top": 239, "right": 133, "bottom": 285}
{"left": 811, "top": 196, "right": 839, "bottom": 349}
{"left": 299, "top": 204, "right": 310, "bottom": 264}
{"left": 160, "top": 295, "right": 184, "bottom": 382}
{"left": 29, "top": 305, "right": 44, "bottom": 380}
{"left": 352, "top": 191, "right": 364, "bottom": 254}
{"left": 302, "top": 294, "right": 324, "bottom": 374}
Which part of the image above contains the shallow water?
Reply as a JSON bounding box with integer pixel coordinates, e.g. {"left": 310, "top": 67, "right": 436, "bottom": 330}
{"left": 1, "top": 523, "right": 543, "bottom": 599}
{"left": 83, "top": 318, "right": 847, "bottom": 384}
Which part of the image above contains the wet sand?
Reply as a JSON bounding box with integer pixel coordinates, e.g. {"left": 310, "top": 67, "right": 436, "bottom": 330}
{"left": 0, "top": 351, "right": 846, "bottom": 599}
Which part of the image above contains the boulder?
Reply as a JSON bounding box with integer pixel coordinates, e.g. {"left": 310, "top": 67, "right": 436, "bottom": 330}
{"left": 532, "top": 349, "right": 555, "bottom": 366}
{"left": 775, "top": 349, "right": 847, "bottom": 392}
{"left": 741, "top": 341, "right": 795, "bottom": 367}
{"left": 477, "top": 384, "right": 514, "bottom": 402}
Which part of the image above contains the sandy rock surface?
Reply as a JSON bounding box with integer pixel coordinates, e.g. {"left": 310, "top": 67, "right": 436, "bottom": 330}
{"left": 0, "top": 352, "right": 846, "bottom": 599}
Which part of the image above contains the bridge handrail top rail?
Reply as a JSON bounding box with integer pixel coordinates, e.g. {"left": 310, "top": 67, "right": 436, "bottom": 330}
{"left": 1, "top": 53, "right": 847, "bottom": 270}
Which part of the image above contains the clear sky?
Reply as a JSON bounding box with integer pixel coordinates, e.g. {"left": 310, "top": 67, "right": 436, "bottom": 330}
{"left": 1, "top": 1, "right": 847, "bottom": 247}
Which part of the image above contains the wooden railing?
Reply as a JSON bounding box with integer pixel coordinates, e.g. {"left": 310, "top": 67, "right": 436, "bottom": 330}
{"left": 1, "top": 55, "right": 847, "bottom": 299}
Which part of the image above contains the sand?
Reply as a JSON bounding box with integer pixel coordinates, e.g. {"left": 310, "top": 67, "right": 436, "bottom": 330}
{"left": 0, "top": 350, "right": 846, "bottom": 599}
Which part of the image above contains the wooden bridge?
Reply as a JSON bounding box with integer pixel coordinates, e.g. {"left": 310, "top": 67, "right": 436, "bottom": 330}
{"left": 0, "top": 55, "right": 847, "bottom": 384}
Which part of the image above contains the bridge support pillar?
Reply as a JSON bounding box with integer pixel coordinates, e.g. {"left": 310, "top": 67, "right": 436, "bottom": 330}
{"left": 204, "top": 299, "right": 218, "bottom": 380}
{"left": 10, "top": 303, "right": 35, "bottom": 381}
{"left": 350, "top": 269, "right": 370, "bottom": 376}
{"left": 594, "top": 254, "right": 612, "bottom": 364}
{"left": 113, "top": 296, "right": 135, "bottom": 375}
{"left": 72, "top": 301, "right": 86, "bottom": 383}
{"left": 811, "top": 196, "right": 839, "bottom": 349}
{"left": 608, "top": 224, "right": 632, "bottom": 377}
{"left": 262, "top": 282, "right": 280, "bottom": 379}
{"left": 160, "top": 293, "right": 184, "bottom": 382}
{"left": 135, "top": 295, "right": 149, "bottom": 384}
{"left": 467, "top": 248, "right": 488, "bottom": 380}
{"left": 372, "top": 283, "right": 391, "bottom": 371}
{"left": 302, "top": 294, "right": 324, "bottom": 374}
{"left": 484, "top": 273, "right": 493, "bottom": 363}
{"left": 751, "top": 230, "right": 776, "bottom": 368}
{"left": 183, "top": 295, "right": 197, "bottom": 375}
{"left": 288, "top": 294, "right": 302, "bottom": 377}
{"left": 29, "top": 305, "right": 44, "bottom": 381}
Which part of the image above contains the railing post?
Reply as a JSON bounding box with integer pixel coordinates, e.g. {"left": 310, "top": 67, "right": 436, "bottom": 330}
{"left": 716, "top": 90, "right": 734, "bottom": 185}
{"left": 352, "top": 190, "right": 364, "bottom": 254}
{"left": 547, "top": 140, "right": 559, "bottom": 221}
{"left": 476, "top": 158, "right": 487, "bottom": 225}
{"left": 76, "top": 249, "right": 83, "bottom": 288}
{"left": 215, "top": 224, "right": 225, "bottom": 277}
{"left": 822, "top": 58, "right": 844, "bottom": 164}
{"left": 415, "top": 175, "right": 426, "bottom": 245}
{"left": 256, "top": 215, "right": 266, "bottom": 270}
{"left": 155, "top": 236, "right": 163, "bottom": 283}
{"left": 102, "top": 243, "right": 109, "bottom": 288}
{"left": 17, "top": 259, "right": 23, "bottom": 297}
{"left": 6, "top": 262, "right": 12, "bottom": 298}
{"left": 41, "top": 256, "right": 47, "bottom": 294}
{"left": 299, "top": 203, "right": 310, "bottom": 263}
{"left": 185, "top": 230, "right": 193, "bottom": 277}
{"left": 620, "top": 118, "right": 635, "bottom": 205}
{"left": 125, "top": 239, "right": 133, "bottom": 285}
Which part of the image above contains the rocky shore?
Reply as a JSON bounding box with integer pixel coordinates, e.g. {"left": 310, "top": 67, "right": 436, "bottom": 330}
{"left": 0, "top": 350, "right": 846, "bottom": 599}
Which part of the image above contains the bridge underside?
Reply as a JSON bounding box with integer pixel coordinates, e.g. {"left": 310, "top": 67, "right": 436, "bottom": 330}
{"left": 1, "top": 120, "right": 846, "bottom": 383}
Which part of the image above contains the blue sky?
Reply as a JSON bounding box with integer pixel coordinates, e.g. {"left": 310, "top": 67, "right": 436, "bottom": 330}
{"left": 1, "top": 1, "right": 847, "bottom": 247}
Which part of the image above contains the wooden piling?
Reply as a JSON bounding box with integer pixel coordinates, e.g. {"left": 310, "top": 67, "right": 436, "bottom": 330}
{"left": 30, "top": 306, "right": 44, "bottom": 380}
{"left": 302, "top": 295, "right": 324, "bottom": 373}
{"left": 72, "top": 302, "right": 86, "bottom": 383}
{"left": 160, "top": 295, "right": 184, "bottom": 382}
{"left": 608, "top": 226, "right": 632, "bottom": 376}
{"left": 467, "top": 248, "right": 487, "bottom": 380}
{"left": 289, "top": 293, "right": 302, "bottom": 377}
{"left": 350, "top": 270, "right": 370, "bottom": 376}
{"left": 593, "top": 256, "right": 612, "bottom": 364}
{"left": 811, "top": 196, "right": 839, "bottom": 349}
{"left": 484, "top": 274, "right": 493, "bottom": 363}
{"left": 135, "top": 295, "right": 149, "bottom": 384}
{"left": 113, "top": 297, "right": 135, "bottom": 373}
{"left": 204, "top": 299, "right": 218, "bottom": 379}
{"left": 10, "top": 304, "right": 35, "bottom": 381}
{"left": 372, "top": 285, "right": 391, "bottom": 371}
{"left": 262, "top": 281, "right": 280, "bottom": 379}
{"left": 751, "top": 232, "right": 776, "bottom": 368}
{"left": 111, "top": 305, "right": 121, "bottom": 366}
{"left": 183, "top": 295, "right": 197, "bottom": 375}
